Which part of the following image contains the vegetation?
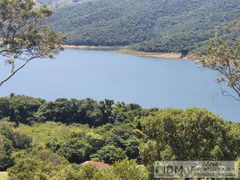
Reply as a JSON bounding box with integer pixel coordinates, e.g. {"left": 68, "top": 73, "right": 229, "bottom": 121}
{"left": 0, "top": 0, "right": 62, "bottom": 87}
{"left": 37, "top": 0, "right": 240, "bottom": 54}
{"left": 0, "top": 94, "right": 239, "bottom": 179}
{"left": 190, "top": 14, "right": 240, "bottom": 101}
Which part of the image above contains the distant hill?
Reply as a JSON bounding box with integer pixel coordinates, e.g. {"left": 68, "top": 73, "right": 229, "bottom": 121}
{"left": 39, "top": 0, "right": 240, "bottom": 53}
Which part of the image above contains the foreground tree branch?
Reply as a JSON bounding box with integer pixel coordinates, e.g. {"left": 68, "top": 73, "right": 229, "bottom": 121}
{"left": 188, "top": 13, "right": 240, "bottom": 101}
{"left": 191, "top": 37, "right": 240, "bottom": 101}
{"left": 0, "top": 57, "right": 37, "bottom": 87}
{"left": 0, "top": 0, "right": 63, "bottom": 87}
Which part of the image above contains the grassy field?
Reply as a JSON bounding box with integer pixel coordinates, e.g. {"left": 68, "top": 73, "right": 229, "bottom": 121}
{"left": 0, "top": 172, "right": 8, "bottom": 180}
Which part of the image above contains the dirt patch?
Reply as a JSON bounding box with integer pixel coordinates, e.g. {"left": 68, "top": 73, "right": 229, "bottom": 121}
{"left": 0, "top": 172, "right": 8, "bottom": 180}
{"left": 62, "top": 45, "right": 125, "bottom": 51}
{"left": 115, "top": 49, "right": 182, "bottom": 59}
{"left": 62, "top": 45, "right": 187, "bottom": 59}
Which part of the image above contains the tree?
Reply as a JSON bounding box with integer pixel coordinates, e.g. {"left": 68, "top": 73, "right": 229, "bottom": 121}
{"left": 91, "top": 145, "right": 126, "bottom": 164}
{"left": 8, "top": 149, "right": 69, "bottom": 180}
{"left": 140, "top": 108, "right": 240, "bottom": 179}
{"left": 0, "top": 0, "right": 62, "bottom": 87}
{"left": 112, "top": 160, "right": 148, "bottom": 180}
{"left": 195, "top": 37, "right": 240, "bottom": 101}
{"left": 0, "top": 135, "right": 13, "bottom": 171}
{"left": 0, "top": 95, "right": 45, "bottom": 124}
{"left": 192, "top": 14, "right": 240, "bottom": 101}
{"left": 56, "top": 138, "right": 92, "bottom": 164}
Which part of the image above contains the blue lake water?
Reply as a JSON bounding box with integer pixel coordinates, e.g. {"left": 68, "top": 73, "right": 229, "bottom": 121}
{"left": 0, "top": 49, "right": 239, "bottom": 122}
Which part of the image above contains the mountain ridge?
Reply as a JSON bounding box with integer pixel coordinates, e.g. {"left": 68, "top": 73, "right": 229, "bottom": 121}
{"left": 39, "top": 0, "right": 240, "bottom": 53}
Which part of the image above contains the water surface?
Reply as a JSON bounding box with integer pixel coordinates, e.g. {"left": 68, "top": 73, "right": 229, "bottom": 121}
{"left": 0, "top": 49, "right": 239, "bottom": 122}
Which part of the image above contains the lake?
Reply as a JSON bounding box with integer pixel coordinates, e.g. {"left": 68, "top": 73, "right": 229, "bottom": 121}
{"left": 0, "top": 49, "right": 239, "bottom": 122}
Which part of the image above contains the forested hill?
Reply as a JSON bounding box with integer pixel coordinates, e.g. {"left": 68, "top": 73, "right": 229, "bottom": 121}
{"left": 39, "top": 0, "right": 240, "bottom": 53}
{"left": 0, "top": 95, "right": 240, "bottom": 179}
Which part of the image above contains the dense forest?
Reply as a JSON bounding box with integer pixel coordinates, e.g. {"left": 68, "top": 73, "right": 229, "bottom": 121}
{"left": 36, "top": 0, "right": 240, "bottom": 53}
{"left": 0, "top": 94, "right": 239, "bottom": 179}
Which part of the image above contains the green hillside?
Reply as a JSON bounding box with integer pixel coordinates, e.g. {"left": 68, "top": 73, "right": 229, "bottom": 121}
{"left": 1, "top": 95, "right": 240, "bottom": 179}
{"left": 40, "top": 0, "right": 240, "bottom": 53}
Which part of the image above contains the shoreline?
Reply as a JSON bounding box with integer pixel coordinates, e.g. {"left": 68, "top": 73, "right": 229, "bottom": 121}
{"left": 62, "top": 45, "right": 185, "bottom": 59}
{"left": 115, "top": 49, "right": 182, "bottom": 59}
{"left": 61, "top": 45, "right": 125, "bottom": 51}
